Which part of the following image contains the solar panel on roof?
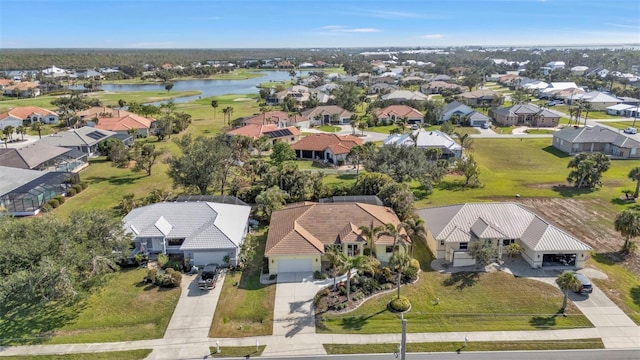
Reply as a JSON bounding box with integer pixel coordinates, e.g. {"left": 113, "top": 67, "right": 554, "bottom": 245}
{"left": 265, "top": 129, "right": 292, "bottom": 138}
{"left": 86, "top": 131, "right": 107, "bottom": 140}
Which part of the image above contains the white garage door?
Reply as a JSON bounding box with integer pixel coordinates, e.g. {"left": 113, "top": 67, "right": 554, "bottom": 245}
{"left": 278, "top": 258, "right": 313, "bottom": 273}
{"left": 193, "top": 251, "right": 227, "bottom": 266}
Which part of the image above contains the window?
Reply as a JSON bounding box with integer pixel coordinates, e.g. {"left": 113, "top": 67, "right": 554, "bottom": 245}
{"left": 459, "top": 242, "right": 468, "bottom": 250}
{"left": 503, "top": 239, "right": 515, "bottom": 246}
{"left": 291, "top": 137, "right": 294, "bottom": 141}
{"left": 167, "top": 238, "right": 185, "bottom": 246}
{"left": 385, "top": 246, "right": 394, "bottom": 253}
{"left": 440, "top": 240, "right": 444, "bottom": 246}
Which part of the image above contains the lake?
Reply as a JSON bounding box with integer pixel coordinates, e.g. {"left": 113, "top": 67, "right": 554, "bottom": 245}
{"left": 77, "top": 70, "right": 309, "bottom": 105}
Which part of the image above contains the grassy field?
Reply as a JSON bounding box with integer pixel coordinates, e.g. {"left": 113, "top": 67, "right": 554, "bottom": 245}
{"left": 209, "top": 228, "right": 276, "bottom": 338}
{"left": 0, "top": 91, "right": 201, "bottom": 112}
{"left": 2, "top": 350, "right": 153, "bottom": 360}
{"left": 595, "top": 121, "right": 637, "bottom": 130}
{"left": 588, "top": 254, "right": 640, "bottom": 324}
{"left": 418, "top": 138, "right": 640, "bottom": 208}
{"left": 553, "top": 106, "right": 620, "bottom": 119}
{"left": 208, "top": 345, "right": 265, "bottom": 358}
{"left": 525, "top": 129, "right": 555, "bottom": 134}
{"left": 323, "top": 339, "right": 604, "bottom": 354}
{"left": 318, "top": 125, "right": 341, "bottom": 132}
{"left": 177, "top": 93, "right": 261, "bottom": 135}
{"left": 0, "top": 269, "right": 180, "bottom": 345}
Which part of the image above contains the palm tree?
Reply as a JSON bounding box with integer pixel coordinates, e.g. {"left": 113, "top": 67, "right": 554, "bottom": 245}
{"left": 358, "top": 221, "right": 384, "bottom": 257}
{"left": 388, "top": 248, "right": 412, "bottom": 299}
{"left": 582, "top": 102, "right": 592, "bottom": 126}
{"left": 0, "top": 133, "right": 7, "bottom": 148}
{"left": 614, "top": 209, "right": 640, "bottom": 254}
{"left": 16, "top": 125, "right": 26, "bottom": 141}
{"left": 338, "top": 254, "right": 373, "bottom": 304}
{"left": 455, "top": 132, "right": 473, "bottom": 151}
{"left": 347, "top": 145, "right": 364, "bottom": 176}
{"left": 30, "top": 121, "right": 43, "bottom": 139}
{"left": 628, "top": 167, "right": 640, "bottom": 199}
{"left": 556, "top": 271, "right": 581, "bottom": 314}
{"left": 325, "top": 246, "right": 345, "bottom": 290}
{"left": 401, "top": 217, "right": 426, "bottom": 257}
{"left": 379, "top": 223, "right": 408, "bottom": 249}
{"left": 227, "top": 106, "right": 234, "bottom": 126}
{"left": 118, "top": 99, "right": 127, "bottom": 109}
{"left": 3, "top": 125, "right": 15, "bottom": 142}
{"left": 349, "top": 115, "right": 359, "bottom": 135}
{"left": 222, "top": 107, "right": 230, "bottom": 126}
{"left": 211, "top": 99, "right": 219, "bottom": 119}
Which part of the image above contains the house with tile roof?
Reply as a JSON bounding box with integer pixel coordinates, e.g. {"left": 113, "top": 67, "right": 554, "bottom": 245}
{"left": 0, "top": 106, "right": 59, "bottom": 129}
{"left": 123, "top": 201, "right": 251, "bottom": 267}
{"left": 1, "top": 82, "right": 41, "bottom": 97}
{"left": 383, "top": 129, "right": 462, "bottom": 159}
{"left": 380, "top": 90, "right": 429, "bottom": 102}
{"left": 226, "top": 124, "right": 301, "bottom": 146}
{"left": 0, "top": 142, "right": 87, "bottom": 172}
{"left": 552, "top": 125, "right": 640, "bottom": 158}
{"left": 417, "top": 203, "right": 591, "bottom": 269}
{"left": 420, "top": 81, "right": 465, "bottom": 95}
{"left": 265, "top": 202, "right": 408, "bottom": 274}
{"left": 77, "top": 107, "right": 156, "bottom": 137}
{"left": 489, "top": 104, "right": 560, "bottom": 127}
{"left": 242, "top": 111, "right": 311, "bottom": 129}
{"left": 458, "top": 89, "right": 499, "bottom": 106}
{"left": 375, "top": 105, "right": 424, "bottom": 124}
{"left": 291, "top": 133, "right": 362, "bottom": 164}
{"left": 301, "top": 105, "right": 353, "bottom": 125}
{"left": 37, "top": 126, "right": 118, "bottom": 156}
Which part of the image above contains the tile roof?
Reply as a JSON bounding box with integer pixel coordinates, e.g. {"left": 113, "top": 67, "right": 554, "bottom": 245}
{"left": 94, "top": 114, "right": 154, "bottom": 132}
{"left": 3, "top": 82, "right": 39, "bottom": 91}
{"left": 417, "top": 203, "right": 591, "bottom": 252}
{"left": 123, "top": 202, "right": 251, "bottom": 251}
{"left": 242, "top": 111, "right": 308, "bottom": 125}
{"left": 0, "top": 106, "right": 57, "bottom": 120}
{"left": 460, "top": 89, "right": 498, "bottom": 99}
{"left": 292, "top": 133, "right": 362, "bottom": 154}
{"left": 226, "top": 124, "right": 300, "bottom": 139}
{"left": 375, "top": 105, "right": 423, "bottom": 119}
{"left": 380, "top": 90, "right": 429, "bottom": 101}
{"left": 265, "top": 202, "right": 405, "bottom": 256}
{"left": 301, "top": 105, "right": 353, "bottom": 120}
{"left": 78, "top": 107, "right": 145, "bottom": 120}
{"left": 0, "top": 142, "right": 71, "bottom": 169}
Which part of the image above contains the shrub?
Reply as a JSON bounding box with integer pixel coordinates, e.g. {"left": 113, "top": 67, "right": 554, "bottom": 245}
{"left": 165, "top": 268, "right": 182, "bottom": 287}
{"left": 155, "top": 273, "right": 172, "bottom": 287}
{"left": 157, "top": 254, "right": 169, "bottom": 268}
{"left": 330, "top": 302, "right": 347, "bottom": 311}
{"left": 409, "top": 258, "right": 420, "bottom": 270}
{"left": 359, "top": 276, "right": 379, "bottom": 295}
{"left": 48, "top": 199, "right": 60, "bottom": 208}
{"left": 79, "top": 181, "right": 89, "bottom": 190}
{"left": 389, "top": 296, "right": 411, "bottom": 312}
{"left": 146, "top": 268, "right": 158, "bottom": 283}
{"left": 314, "top": 270, "right": 327, "bottom": 280}
{"left": 404, "top": 267, "right": 418, "bottom": 282}
{"left": 165, "top": 260, "right": 182, "bottom": 271}
{"left": 376, "top": 267, "right": 395, "bottom": 284}
{"left": 135, "top": 253, "right": 148, "bottom": 265}
{"left": 72, "top": 184, "right": 83, "bottom": 193}
{"left": 352, "top": 291, "right": 365, "bottom": 302}
{"left": 54, "top": 195, "right": 65, "bottom": 204}
{"left": 67, "top": 188, "right": 77, "bottom": 196}
{"left": 41, "top": 203, "right": 53, "bottom": 213}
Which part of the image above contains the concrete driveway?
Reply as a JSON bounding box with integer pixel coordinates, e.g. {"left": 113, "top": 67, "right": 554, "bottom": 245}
{"left": 272, "top": 272, "right": 319, "bottom": 338}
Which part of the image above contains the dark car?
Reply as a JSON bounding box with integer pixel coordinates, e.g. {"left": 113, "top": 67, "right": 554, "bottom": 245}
{"left": 198, "top": 264, "right": 219, "bottom": 290}
{"left": 573, "top": 273, "right": 593, "bottom": 294}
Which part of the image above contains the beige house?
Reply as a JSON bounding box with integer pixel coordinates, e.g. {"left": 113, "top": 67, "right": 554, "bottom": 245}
{"left": 265, "top": 202, "right": 409, "bottom": 274}
{"left": 417, "top": 203, "right": 591, "bottom": 269}
{"left": 552, "top": 125, "right": 640, "bottom": 158}
{"left": 489, "top": 104, "right": 560, "bottom": 127}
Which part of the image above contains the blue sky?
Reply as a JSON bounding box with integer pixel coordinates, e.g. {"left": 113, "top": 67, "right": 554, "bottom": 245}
{"left": 1, "top": 0, "right": 639, "bottom": 48}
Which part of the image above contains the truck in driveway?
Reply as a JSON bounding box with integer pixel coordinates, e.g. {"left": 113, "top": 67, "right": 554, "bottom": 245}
{"left": 198, "top": 264, "right": 218, "bottom": 290}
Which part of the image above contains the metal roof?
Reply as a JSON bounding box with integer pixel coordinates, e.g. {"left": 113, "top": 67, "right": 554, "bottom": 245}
{"left": 417, "top": 203, "right": 591, "bottom": 252}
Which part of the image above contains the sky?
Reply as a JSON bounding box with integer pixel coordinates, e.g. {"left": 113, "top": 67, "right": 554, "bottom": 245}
{"left": 1, "top": 0, "right": 639, "bottom": 48}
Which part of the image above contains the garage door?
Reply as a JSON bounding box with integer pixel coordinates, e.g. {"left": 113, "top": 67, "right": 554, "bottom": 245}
{"left": 472, "top": 121, "right": 484, "bottom": 127}
{"left": 278, "top": 258, "right": 313, "bottom": 273}
{"left": 193, "top": 251, "right": 227, "bottom": 266}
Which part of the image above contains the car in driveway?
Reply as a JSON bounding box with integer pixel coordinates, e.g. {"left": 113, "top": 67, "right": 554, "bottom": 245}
{"left": 573, "top": 273, "right": 593, "bottom": 294}
{"left": 198, "top": 264, "right": 219, "bottom": 290}
{"left": 546, "top": 100, "right": 563, "bottom": 106}
{"left": 623, "top": 127, "right": 637, "bottom": 134}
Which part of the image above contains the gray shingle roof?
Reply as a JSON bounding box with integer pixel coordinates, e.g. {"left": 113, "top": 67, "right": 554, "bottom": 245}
{"left": 38, "top": 126, "right": 116, "bottom": 147}
{"left": 554, "top": 125, "right": 619, "bottom": 143}
{"left": 0, "top": 143, "right": 71, "bottom": 169}
{"left": 417, "top": 203, "right": 591, "bottom": 252}
{"left": 123, "top": 202, "right": 251, "bottom": 251}
{"left": 0, "top": 166, "right": 47, "bottom": 195}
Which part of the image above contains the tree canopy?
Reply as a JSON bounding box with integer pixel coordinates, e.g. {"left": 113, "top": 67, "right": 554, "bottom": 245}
{"left": 566, "top": 152, "right": 611, "bottom": 189}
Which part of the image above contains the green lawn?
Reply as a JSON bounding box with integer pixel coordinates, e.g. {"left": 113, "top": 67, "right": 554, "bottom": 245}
{"left": 588, "top": 254, "right": 640, "bottom": 325}
{"left": 491, "top": 126, "right": 514, "bottom": 134}
{"left": 209, "top": 228, "right": 276, "bottom": 337}
{"left": 553, "top": 106, "right": 620, "bottom": 120}
{"left": 324, "top": 339, "right": 604, "bottom": 354}
{"left": 595, "top": 121, "right": 637, "bottom": 130}
{"left": 525, "top": 129, "right": 555, "bottom": 134}
{"left": 366, "top": 125, "right": 398, "bottom": 134}
{"left": 0, "top": 269, "right": 180, "bottom": 345}
{"left": 208, "top": 345, "right": 266, "bottom": 358}
{"left": 2, "top": 350, "right": 153, "bottom": 360}
{"left": 419, "top": 138, "right": 640, "bottom": 208}
{"left": 317, "top": 125, "right": 341, "bottom": 132}
{"left": 453, "top": 127, "right": 480, "bottom": 136}
{"left": 177, "top": 93, "right": 261, "bottom": 135}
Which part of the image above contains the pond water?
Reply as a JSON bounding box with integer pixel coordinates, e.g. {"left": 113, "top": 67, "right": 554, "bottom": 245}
{"left": 75, "top": 70, "right": 309, "bottom": 105}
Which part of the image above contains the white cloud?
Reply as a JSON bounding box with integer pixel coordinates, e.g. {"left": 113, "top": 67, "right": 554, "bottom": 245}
{"left": 423, "top": 34, "right": 445, "bottom": 39}
{"left": 604, "top": 22, "right": 640, "bottom": 29}
{"left": 319, "top": 26, "right": 380, "bottom": 33}
{"left": 343, "top": 28, "right": 380, "bottom": 33}
{"left": 350, "top": 8, "right": 443, "bottom": 20}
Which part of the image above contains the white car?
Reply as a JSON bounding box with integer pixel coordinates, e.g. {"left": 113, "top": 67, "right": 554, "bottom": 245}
{"left": 624, "top": 127, "right": 637, "bottom": 134}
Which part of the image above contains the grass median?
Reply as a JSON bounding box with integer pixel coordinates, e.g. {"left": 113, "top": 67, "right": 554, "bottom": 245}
{"left": 2, "top": 350, "right": 153, "bottom": 360}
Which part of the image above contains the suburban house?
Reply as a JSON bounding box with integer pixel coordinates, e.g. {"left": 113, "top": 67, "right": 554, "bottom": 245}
{"left": 291, "top": 133, "right": 362, "bottom": 164}
{"left": 380, "top": 90, "right": 429, "bottom": 102}
{"left": 0, "top": 142, "right": 87, "bottom": 172}
{"left": 439, "top": 101, "right": 491, "bottom": 127}
{"left": 242, "top": 111, "right": 311, "bottom": 129}
{"left": 368, "top": 83, "right": 399, "bottom": 95}
{"left": 0, "top": 166, "right": 79, "bottom": 216}
{"left": 383, "top": 129, "right": 462, "bottom": 159}
{"left": 267, "top": 86, "right": 310, "bottom": 105}
{"left": 606, "top": 104, "right": 639, "bottom": 117}
{"left": 37, "top": 126, "right": 118, "bottom": 156}
{"left": 78, "top": 106, "right": 136, "bottom": 120}
{"left": 552, "top": 125, "right": 640, "bottom": 158}
{"left": 301, "top": 106, "right": 353, "bottom": 125}
{"left": 458, "top": 89, "right": 499, "bottom": 106}
{"left": 375, "top": 105, "right": 424, "bottom": 125}
{"left": 420, "top": 81, "right": 464, "bottom": 94}
{"left": 489, "top": 104, "right": 560, "bottom": 127}
{"left": 92, "top": 114, "right": 156, "bottom": 137}
{"left": 122, "top": 201, "right": 251, "bottom": 267}
{"left": 264, "top": 202, "right": 408, "bottom": 274}
{"left": 226, "top": 123, "right": 301, "bottom": 145}
{"left": 2, "top": 82, "right": 41, "bottom": 97}
{"left": 417, "top": 203, "right": 592, "bottom": 269}
{"left": 0, "top": 106, "right": 59, "bottom": 129}
{"left": 580, "top": 92, "right": 622, "bottom": 110}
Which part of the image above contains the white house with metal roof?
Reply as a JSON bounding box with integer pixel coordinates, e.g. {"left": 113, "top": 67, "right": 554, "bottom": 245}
{"left": 37, "top": 126, "right": 117, "bottom": 156}
{"left": 417, "top": 203, "right": 592, "bottom": 269}
{"left": 383, "top": 129, "right": 462, "bottom": 159}
{"left": 123, "top": 201, "right": 251, "bottom": 267}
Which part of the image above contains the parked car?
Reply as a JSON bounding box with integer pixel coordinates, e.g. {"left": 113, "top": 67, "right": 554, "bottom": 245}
{"left": 198, "top": 264, "right": 219, "bottom": 290}
{"left": 481, "top": 122, "right": 491, "bottom": 129}
{"left": 624, "top": 127, "right": 637, "bottom": 134}
{"left": 546, "top": 100, "right": 563, "bottom": 106}
{"left": 573, "top": 273, "right": 593, "bottom": 294}
{"left": 411, "top": 123, "right": 419, "bottom": 130}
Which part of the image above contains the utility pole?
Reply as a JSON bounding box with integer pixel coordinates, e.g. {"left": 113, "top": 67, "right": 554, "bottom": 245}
{"left": 400, "top": 315, "right": 407, "bottom": 360}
